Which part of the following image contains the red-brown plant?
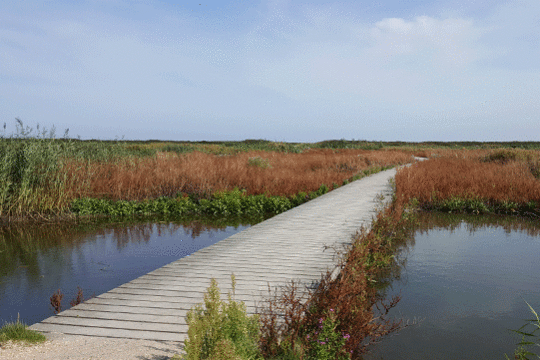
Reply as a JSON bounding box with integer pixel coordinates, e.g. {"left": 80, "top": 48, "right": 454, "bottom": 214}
{"left": 257, "top": 203, "right": 413, "bottom": 359}
{"left": 62, "top": 149, "right": 413, "bottom": 201}
{"left": 395, "top": 156, "right": 540, "bottom": 209}
{"left": 50, "top": 289, "right": 63, "bottom": 314}
{"left": 50, "top": 287, "right": 95, "bottom": 315}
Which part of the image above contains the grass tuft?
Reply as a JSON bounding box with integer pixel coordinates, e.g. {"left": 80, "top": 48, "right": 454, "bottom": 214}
{"left": 0, "top": 313, "right": 47, "bottom": 346}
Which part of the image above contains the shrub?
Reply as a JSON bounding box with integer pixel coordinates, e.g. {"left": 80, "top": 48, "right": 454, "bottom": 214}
{"left": 305, "top": 309, "right": 351, "bottom": 360}
{"left": 183, "top": 274, "right": 262, "bottom": 360}
{"left": 248, "top": 156, "right": 272, "bottom": 169}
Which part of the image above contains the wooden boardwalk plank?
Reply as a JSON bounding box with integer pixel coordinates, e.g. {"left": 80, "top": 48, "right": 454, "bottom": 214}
{"left": 28, "top": 168, "right": 397, "bottom": 343}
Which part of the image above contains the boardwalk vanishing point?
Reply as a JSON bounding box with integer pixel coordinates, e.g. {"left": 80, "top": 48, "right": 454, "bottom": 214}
{"left": 28, "top": 167, "right": 399, "bottom": 345}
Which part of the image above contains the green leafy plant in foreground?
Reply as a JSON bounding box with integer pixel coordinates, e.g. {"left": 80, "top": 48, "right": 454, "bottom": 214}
{"left": 305, "top": 309, "right": 351, "bottom": 360}
{"left": 181, "top": 274, "right": 262, "bottom": 360}
{"left": 505, "top": 300, "right": 540, "bottom": 360}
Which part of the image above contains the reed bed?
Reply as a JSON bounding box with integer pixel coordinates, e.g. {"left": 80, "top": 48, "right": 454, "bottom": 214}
{"left": 3, "top": 119, "right": 538, "bottom": 219}
{"left": 0, "top": 121, "right": 414, "bottom": 219}
{"left": 395, "top": 151, "right": 540, "bottom": 214}
{"left": 65, "top": 149, "right": 413, "bottom": 201}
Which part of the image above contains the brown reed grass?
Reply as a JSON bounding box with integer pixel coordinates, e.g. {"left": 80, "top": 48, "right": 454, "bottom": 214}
{"left": 63, "top": 149, "right": 413, "bottom": 201}
{"left": 395, "top": 156, "right": 540, "bottom": 209}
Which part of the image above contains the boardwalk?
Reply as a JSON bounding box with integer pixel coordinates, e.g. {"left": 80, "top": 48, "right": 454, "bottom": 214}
{"left": 28, "top": 168, "right": 397, "bottom": 343}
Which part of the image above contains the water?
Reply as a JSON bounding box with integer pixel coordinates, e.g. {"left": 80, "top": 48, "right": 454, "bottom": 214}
{"left": 365, "top": 213, "right": 540, "bottom": 360}
{"left": 0, "top": 216, "right": 259, "bottom": 326}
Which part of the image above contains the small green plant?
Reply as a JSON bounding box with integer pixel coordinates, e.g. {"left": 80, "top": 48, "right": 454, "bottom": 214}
{"left": 182, "top": 274, "right": 262, "bottom": 360}
{"left": 247, "top": 156, "right": 272, "bottom": 169}
{"left": 305, "top": 309, "right": 351, "bottom": 360}
{"left": 0, "top": 313, "right": 47, "bottom": 346}
{"left": 505, "top": 300, "right": 540, "bottom": 360}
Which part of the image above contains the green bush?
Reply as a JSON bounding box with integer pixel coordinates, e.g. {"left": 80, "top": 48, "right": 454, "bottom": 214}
{"left": 247, "top": 156, "right": 272, "bottom": 169}
{"left": 305, "top": 309, "right": 351, "bottom": 360}
{"left": 70, "top": 189, "right": 301, "bottom": 217}
{"left": 182, "top": 274, "right": 262, "bottom": 360}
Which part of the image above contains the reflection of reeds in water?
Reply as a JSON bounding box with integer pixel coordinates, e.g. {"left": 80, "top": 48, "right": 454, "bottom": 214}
{"left": 0, "top": 217, "right": 258, "bottom": 281}
{"left": 414, "top": 211, "right": 540, "bottom": 238}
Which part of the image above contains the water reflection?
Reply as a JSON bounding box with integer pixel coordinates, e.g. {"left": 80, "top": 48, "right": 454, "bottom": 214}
{"left": 364, "top": 212, "right": 540, "bottom": 360}
{"left": 0, "top": 216, "right": 261, "bottom": 325}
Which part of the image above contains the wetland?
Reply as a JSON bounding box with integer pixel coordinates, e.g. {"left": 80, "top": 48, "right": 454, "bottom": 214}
{"left": 364, "top": 212, "right": 540, "bottom": 359}
{"left": 0, "top": 216, "right": 259, "bottom": 326}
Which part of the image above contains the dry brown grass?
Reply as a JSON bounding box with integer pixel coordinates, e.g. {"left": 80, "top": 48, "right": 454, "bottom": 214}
{"left": 395, "top": 155, "right": 540, "bottom": 209}
{"left": 63, "top": 149, "right": 413, "bottom": 201}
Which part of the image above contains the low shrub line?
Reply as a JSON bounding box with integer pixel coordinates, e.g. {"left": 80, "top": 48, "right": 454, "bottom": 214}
{"left": 413, "top": 196, "right": 540, "bottom": 217}
{"left": 395, "top": 156, "right": 540, "bottom": 219}
{"left": 71, "top": 188, "right": 319, "bottom": 217}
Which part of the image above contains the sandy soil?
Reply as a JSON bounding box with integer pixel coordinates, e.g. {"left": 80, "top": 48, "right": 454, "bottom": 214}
{"left": 0, "top": 332, "right": 184, "bottom": 360}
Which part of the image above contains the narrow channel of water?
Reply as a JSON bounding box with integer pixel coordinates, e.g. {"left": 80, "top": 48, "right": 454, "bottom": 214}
{"left": 365, "top": 213, "right": 540, "bottom": 360}
{"left": 0, "top": 216, "right": 260, "bottom": 326}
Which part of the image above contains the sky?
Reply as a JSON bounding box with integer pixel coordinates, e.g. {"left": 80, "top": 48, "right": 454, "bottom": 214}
{"left": 1, "top": 0, "right": 539, "bottom": 142}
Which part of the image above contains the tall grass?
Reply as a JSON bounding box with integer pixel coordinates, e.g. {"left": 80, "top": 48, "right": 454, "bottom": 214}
{"left": 506, "top": 300, "right": 540, "bottom": 360}
{"left": 68, "top": 149, "right": 411, "bottom": 201}
{"left": 0, "top": 313, "right": 47, "bottom": 346}
{"left": 394, "top": 156, "right": 540, "bottom": 216}
{"left": 0, "top": 119, "right": 77, "bottom": 217}
{"left": 4, "top": 120, "right": 537, "bottom": 221}
{"left": 0, "top": 120, "right": 415, "bottom": 220}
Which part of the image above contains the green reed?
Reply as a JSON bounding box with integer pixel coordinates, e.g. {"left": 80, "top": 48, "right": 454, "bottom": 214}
{"left": 505, "top": 300, "right": 540, "bottom": 360}
{"left": 0, "top": 119, "right": 132, "bottom": 217}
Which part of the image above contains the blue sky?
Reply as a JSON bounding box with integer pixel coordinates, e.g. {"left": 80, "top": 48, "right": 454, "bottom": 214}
{"left": 1, "top": 0, "right": 539, "bottom": 142}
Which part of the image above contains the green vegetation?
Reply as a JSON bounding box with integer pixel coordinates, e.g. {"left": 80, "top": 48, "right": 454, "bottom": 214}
{"left": 0, "top": 314, "right": 47, "bottom": 346}
{"left": 0, "top": 119, "right": 73, "bottom": 216}
{"left": 180, "top": 275, "right": 262, "bottom": 360}
{"left": 506, "top": 300, "right": 540, "bottom": 360}
{"left": 70, "top": 186, "right": 325, "bottom": 218}
{"left": 248, "top": 156, "right": 272, "bottom": 169}
{"left": 180, "top": 198, "right": 415, "bottom": 359}
{"left": 420, "top": 196, "right": 539, "bottom": 217}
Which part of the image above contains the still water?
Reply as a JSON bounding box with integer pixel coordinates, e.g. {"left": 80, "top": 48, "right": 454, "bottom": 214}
{"left": 0, "top": 216, "right": 258, "bottom": 326}
{"left": 365, "top": 213, "right": 540, "bottom": 360}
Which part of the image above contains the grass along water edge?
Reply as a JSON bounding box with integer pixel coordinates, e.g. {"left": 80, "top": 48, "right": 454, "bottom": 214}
{"left": 0, "top": 313, "right": 47, "bottom": 348}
